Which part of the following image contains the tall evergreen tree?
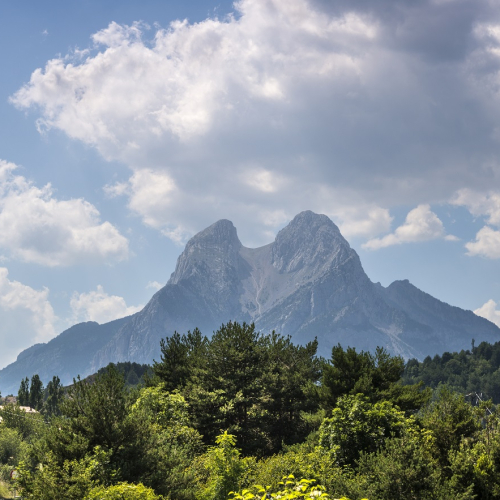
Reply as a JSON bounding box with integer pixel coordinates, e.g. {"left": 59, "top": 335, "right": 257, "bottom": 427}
{"left": 29, "top": 374, "right": 44, "bottom": 411}
{"left": 153, "top": 328, "right": 207, "bottom": 391}
{"left": 17, "top": 376, "right": 29, "bottom": 406}
{"left": 45, "top": 376, "right": 64, "bottom": 416}
{"left": 259, "top": 333, "right": 321, "bottom": 451}
{"left": 321, "top": 344, "right": 429, "bottom": 412}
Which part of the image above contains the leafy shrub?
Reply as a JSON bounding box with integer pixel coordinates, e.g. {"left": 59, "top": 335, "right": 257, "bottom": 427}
{"left": 318, "top": 394, "right": 410, "bottom": 467}
{"left": 85, "top": 481, "right": 162, "bottom": 499}
{"left": 230, "top": 475, "right": 363, "bottom": 500}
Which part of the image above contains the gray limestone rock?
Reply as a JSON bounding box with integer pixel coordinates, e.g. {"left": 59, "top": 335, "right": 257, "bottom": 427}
{"left": 1, "top": 210, "right": 498, "bottom": 394}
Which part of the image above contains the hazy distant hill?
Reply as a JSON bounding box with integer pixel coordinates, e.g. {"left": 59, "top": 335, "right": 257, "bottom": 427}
{"left": 1, "top": 210, "right": 498, "bottom": 394}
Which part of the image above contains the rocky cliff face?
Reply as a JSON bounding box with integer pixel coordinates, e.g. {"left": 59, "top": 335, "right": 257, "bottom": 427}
{"left": 1, "top": 210, "right": 498, "bottom": 394}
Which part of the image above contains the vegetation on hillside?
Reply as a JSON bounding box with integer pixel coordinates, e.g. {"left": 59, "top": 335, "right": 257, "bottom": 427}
{"left": 403, "top": 339, "right": 500, "bottom": 403}
{"left": 0, "top": 322, "right": 499, "bottom": 499}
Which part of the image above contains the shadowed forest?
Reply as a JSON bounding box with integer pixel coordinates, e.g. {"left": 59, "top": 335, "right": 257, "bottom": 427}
{"left": 1, "top": 322, "right": 500, "bottom": 499}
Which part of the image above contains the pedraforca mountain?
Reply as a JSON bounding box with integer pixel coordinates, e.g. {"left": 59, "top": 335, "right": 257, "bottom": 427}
{"left": 1, "top": 210, "right": 499, "bottom": 393}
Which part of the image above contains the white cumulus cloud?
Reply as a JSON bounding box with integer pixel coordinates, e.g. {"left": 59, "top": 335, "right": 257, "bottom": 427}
{"left": 465, "top": 226, "right": 500, "bottom": 259}
{"left": 363, "top": 205, "right": 456, "bottom": 250}
{"left": 0, "top": 160, "right": 129, "bottom": 266}
{"left": 70, "top": 285, "right": 143, "bottom": 325}
{"left": 337, "top": 206, "right": 393, "bottom": 239}
{"left": 11, "top": 0, "right": 500, "bottom": 246}
{"left": 0, "top": 267, "right": 57, "bottom": 368}
{"left": 451, "top": 189, "right": 500, "bottom": 259}
{"left": 474, "top": 299, "right": 500, "bottom": 327}
{"left": 451, "top": 189, "right": 500, "bottom": 227}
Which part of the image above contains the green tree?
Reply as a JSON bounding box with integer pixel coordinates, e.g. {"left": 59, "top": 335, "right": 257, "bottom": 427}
{"left": 321, "top": 344, "right": 429, "bottom": 412}
{"left": 18, "top": 377, "right": 29, "bottom": 406}
{"left": 45, "top": 376, "right": 64, "bottom": 417}
{"left": 318, "top": 393, "right": 411, "bottom": 467}
{"left": 0, "top": 426, "right": 25, "bottom": 465}
{"left": 85, "top": 481, "right": 163, "bottom": 499}
{"left": 184, "top": 322, "right": 266, "bottom": 454}
{"left": 193, "top": 432, "right": 248, "bottom": 500}
{"left": 155, "top": 322, "right": 323, "bottom": 456}
{"left": 0, "top": 404, "right": 45, "bottom": 441}
{"left": 259, "top": 333, "right": 321, "bottom": 452}
{"left": 128, "top": 386, "right": 202, "bottom": 498}
{"left": 153, "top": 329, "right": 207, "bottom": 392}
{"left": 29, "top": 374, "right": 44, "bottom": 411}
{"left": 15, "top": 446, "right": 113, "bottom": 500}
{"left": 419, "top": 386, "right": 480, "bottom": 470}
{"left": 57, "top": 366, "right": 131, "bottom": 460}
{"left": 357, "top": 433, "right": 440, "bottom": 500}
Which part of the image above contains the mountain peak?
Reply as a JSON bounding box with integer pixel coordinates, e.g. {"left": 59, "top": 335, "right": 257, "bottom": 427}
{"left": 194, "top": 219, "right": 241, "bottom": 246}
{"left": 271, "top": 210, "right": 351, "bottom": 273}
{"left": 288, "top": 210, "right": 334, "bottom": 227}
{"left": 168, "top": 219, "right": 242, "bottom": 286}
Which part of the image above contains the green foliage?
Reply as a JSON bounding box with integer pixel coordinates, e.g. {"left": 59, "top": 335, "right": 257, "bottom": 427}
{"left": 419, "top": 386, "right": 480, "bottom": 470}
{"left": 153, "top": 329, "right": 207, "bottom": 392}
{"left": 131, "top": 386, "right": 191, "bottom": 429}
{"left": 155, "top": 322, "right": 321, "bottom": 456}
{"left": 17, "top": 375, "right": 45, "bottom": 411}
{"left": 36, "top": 365, "right": 143, "bottom": 487}
{"left": 97, "top": 362, "right": 152, "bottom": 387}
{"left": 258, "top": 333, "right": 321, "bottom": 451}
{"left": 44, "top": 376, "right": 64, "bottom": 417}
{"left": 85, "top": 481, "right": 162, "bottom": 499}
{"left": 356, "top": 433, "right": 440, "bottom": 500}
{"left": 15, "top": 447, "right": 113, "bottom": 500}
{"left": 0, "top": 426, "right": 25, "bottom": 465}
{"left": 0, "top": 480, "right": 13, "bottom": 499}
{"left": 230, "top": 475, "right": 353, "bottom": 500}
{"left": 318, "top": 394, "right": 410, "bottom": 467}
{"left": 17, "top": 378, "right": 29, "bottom": 407}
{"left": 193, "top": 431, "right": 249, "bottom": 500}
{"left": 403, "top": 341, "right": 500, "bottom": 403}
{"left": 0, "top": 404, "right": 44, "bottom": 441}
{"left": 12, "top": 328, "right": 500, "bottom": 500}
{"left": 321, "top": 345, "right": 429, "bottom": 413}
{"left": 60, "top": 366, "right": 131, "bottom": 457}
{"left": 241, "top": 442, "right": 361, "bottom": 498}
{"left": 29, "top": 375, "right": 44, "bottom": 411}
{"left": 444, "top": 402, "right": 500, "bottom": 499}
{"left": 129, "top": 386, "right": 203, "bottom": 499}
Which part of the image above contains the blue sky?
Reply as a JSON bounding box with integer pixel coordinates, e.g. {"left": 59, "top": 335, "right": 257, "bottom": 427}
{"left": 1, "top": 0, "right": 500, "bottom": 369}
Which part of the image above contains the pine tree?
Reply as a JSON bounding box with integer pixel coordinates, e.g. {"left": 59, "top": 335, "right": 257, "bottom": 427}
{"left": 45, "top": 376, "right": 64, "bottom": 416}
{"left": 17, "top": 376, "right": 29, "bottom": 406}
{"left": 29, "top": 374, "right": 44, "bottom": 411}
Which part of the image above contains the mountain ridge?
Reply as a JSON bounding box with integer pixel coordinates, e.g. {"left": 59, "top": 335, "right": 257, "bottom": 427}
{"left": 1, "top": 210, "right": 498, "bottom": 394}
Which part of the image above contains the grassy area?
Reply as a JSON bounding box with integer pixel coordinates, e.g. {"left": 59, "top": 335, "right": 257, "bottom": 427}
{"left": 0, "top": 481, "right": 13, "bottom": 499}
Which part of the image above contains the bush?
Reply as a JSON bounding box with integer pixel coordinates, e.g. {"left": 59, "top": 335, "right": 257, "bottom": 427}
{"left": 85, "top": 482, "right": 162, "bottom": 499}
{"left": 230, "top": 475, "right": 363, "bottom": 500}
{"left": 318, "top": 394, "right": 411, "bottom": 467}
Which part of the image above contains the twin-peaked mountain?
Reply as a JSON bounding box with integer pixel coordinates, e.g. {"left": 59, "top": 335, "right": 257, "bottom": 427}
{"left": 0, "top": 211, "right": 498, "bottom": 393}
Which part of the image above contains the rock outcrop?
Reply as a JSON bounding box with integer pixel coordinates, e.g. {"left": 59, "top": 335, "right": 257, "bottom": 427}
{"left": 0, "top": 211, "right": 498, "bottom": 394}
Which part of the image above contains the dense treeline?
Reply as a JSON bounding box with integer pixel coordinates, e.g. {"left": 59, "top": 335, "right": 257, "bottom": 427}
{"left": 0, "top": 322, "right": 500, "bottom": 499}
{"left": 403, "top": 339, "right": 500, "bottom": 403}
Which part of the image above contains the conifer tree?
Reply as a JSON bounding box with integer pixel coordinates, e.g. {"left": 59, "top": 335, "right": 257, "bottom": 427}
{"left": 29, "top": 374, "right": 44, "bottom": 410}
{"left": 17, "top": 376, "right": 29, "bottom": 406}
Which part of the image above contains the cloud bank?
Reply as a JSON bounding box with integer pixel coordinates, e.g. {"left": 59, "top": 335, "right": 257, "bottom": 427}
{"left": 10, "top": 0, "right": 500, "bottom": 246}
{"left": 363, "top": 205, "right": 456, "bottom": 250}
{"left": 0, "top": 160, "right": 129, "bottom": 266}
{"left": 452, "top": 190, "right": 500, "bottom": 259}
{"left": 70, "top": 285, "right": 143, "bottom": 324}
{"left": 474, "top": 299, "right": 500, "bottom": 327}
{"left": 0, "top": 267, "right": 57, "bottom": 368}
